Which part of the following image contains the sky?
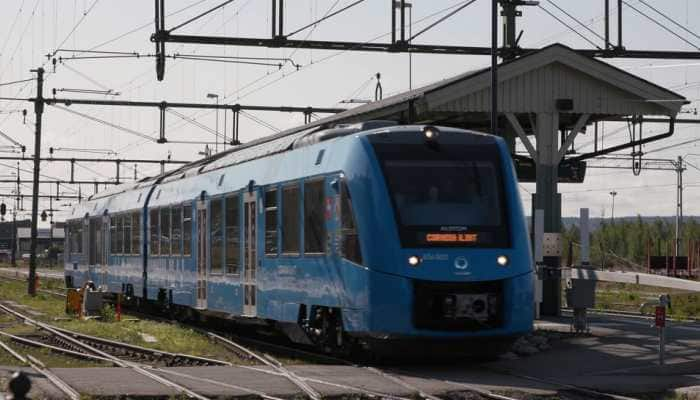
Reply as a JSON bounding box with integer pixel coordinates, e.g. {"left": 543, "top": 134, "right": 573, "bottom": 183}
{"left": 0, "top": 0, "right": 699, "bottom": 226}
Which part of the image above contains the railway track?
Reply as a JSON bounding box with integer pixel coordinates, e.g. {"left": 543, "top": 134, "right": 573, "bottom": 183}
{"left": 0, "top": 293, "right": 645, "bottom": 399}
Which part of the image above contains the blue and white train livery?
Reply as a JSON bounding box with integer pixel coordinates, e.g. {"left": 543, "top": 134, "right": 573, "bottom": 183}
{"left": 64, "top": 121, "right": 534, "bottom": 355}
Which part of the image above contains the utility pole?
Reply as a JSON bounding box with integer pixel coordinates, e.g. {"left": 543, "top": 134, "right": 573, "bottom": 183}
{"left": 675, "top": 156, "right": 684, "bottom": 259}
{"left": 28, "top": 67, "right": 44, "bottom": 296}
{"left": 491, "top": 0, "right": 498, "bottom": 136}
{"left": 609, "top": 190, "right": 617, "bottom": 223}
{"left": 11, "top": 163, "right": 19, "bottom": 268}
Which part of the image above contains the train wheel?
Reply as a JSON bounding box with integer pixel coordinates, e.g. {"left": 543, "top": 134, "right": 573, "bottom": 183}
{"left": 307, "top": 306, "right": 347, "bottom": 354}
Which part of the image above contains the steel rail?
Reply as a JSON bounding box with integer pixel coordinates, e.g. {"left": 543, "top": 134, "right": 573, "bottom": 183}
{"left": 0, "top": 336, "right": 80, "bottom": 400}
{"left": 241, "top": 365, "right": 412, "bottom": 400}
{"left": 0, "top": 331, "right": 115, "bottom": 364}
{"left": 207, "top": 332, "right": 321, "bottom": 400}
{"left": 152, "top": 367, "right": 285, "bottom": 400}
{"left": 0, "top": 336, "right": 27, "bottom": 363}
{"left": 52, "top": 326, "right": 231, "bottom": 366}
{"left": 0, "top": 310, "right": 282, "bottom": 400}
{"left": 0, "top": 303, "right": 211, "bottom": 400}
{"left": 483, "top": 367, "right": 640, "bottom": 400}
{"left": 26, "top": 354, "right": 81, "bottom": 400}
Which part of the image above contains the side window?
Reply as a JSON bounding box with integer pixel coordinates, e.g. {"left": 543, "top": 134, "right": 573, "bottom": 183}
{"left": 115, "top": 215, "right": 124, "bottom": 255}
{"left": 264, "top": 189, "right": 278, "bottom": 255}
{"left": 171, "top": 206, "right": 182, "bottom": 256}
{"left": 110, "top": 217, "right": 117, "bottom": 255}
{"left": 183, "top": 204, "right": 192, "bottom": 256}
{"left": 225, "top": 194, "right": 240, "bottom": 274}
{"left": 65, "top": 225, "right": 71, "bottom": 255}
{"left": 304, "top": 179, "right": 325, "bottom": 254}
{"left": 211, "top": 198, "right": 224, "bottom": 273}
{"left": 132, "top": 212, "right": 140, "bottom": 255}
{"left": 282, "top": 184, "right": 300, "bottom": 254}
{"left": 341, "top": 181, "right": 362, "bottom": 265}
{"left": 89, "top": 218, "right": 98, "bottom": 264}
{"left": 71, "top": 222, "right": 83, "bottom": 254}
{"left": 76, "top": 222, "right": 83, "bottom": 254}
{"left": 123, "top": 213, "right": 132, "bottom": 255}
{"left": 150, "top": 209, "right": 159, "bottom": 255}
{"left": 160, "top": 207, "right": 171, "bottom": 256}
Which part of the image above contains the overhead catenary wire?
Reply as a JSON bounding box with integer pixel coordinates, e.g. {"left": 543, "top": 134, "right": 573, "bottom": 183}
{"left": 545, "top": 0, "right": 606, "bottom": 42}
{"left": 169, "top": 0, "right": 237, "bottom": 33}
{"left": 239, "top": 111, "right": 281, "bottom": 133}
{"left": 50, "top": 104, "right": 156, "bottom": 142}
{"left": 0, "top": 0, "right": 28, "bottom": 72}
{"left": 85, "top": 0, "right": 210, "bottom": 50}
{"left": 622, "top": 1, "right": 699, "bottom": 50}
{"left": 537, "top": 4, "right": 602, "bottom": 50}
{"left": 410, "top": 0, "right": 478, "bottom": 42}
{"left": 636, "top": 0, "right": 700, "bottom": 42}
{"left": 0, "top": 77, "right": 36, "bottom": 88}
{"left": 286, "top": 0, "right": 367, "bottom": 38}
{"left": 0, "top": 0, "right": 42, "bottom": 79}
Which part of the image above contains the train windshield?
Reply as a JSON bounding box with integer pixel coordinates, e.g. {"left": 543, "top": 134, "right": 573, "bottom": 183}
{"left": 373, "top": 142, "right": 509, "bottom": 248}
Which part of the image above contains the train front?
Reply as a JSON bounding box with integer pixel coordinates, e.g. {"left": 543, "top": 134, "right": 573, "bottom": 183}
{"left": 343, "top": 125, "right": 534, "bottom": 356}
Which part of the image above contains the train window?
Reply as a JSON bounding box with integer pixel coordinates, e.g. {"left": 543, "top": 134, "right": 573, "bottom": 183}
{"left": 282, "top": 185, "right": 301, "bottom": 254}
{"left": 304, "top": 179, "right": 325, "bottom": 254}
{"left": 341, "top": 181, "right": 362, "bottom": 265}
{"left": 171, "top": 206, "right": 182, "bottom": 255}
{"left": 282, "top": 184, "right": 300, "bottom": 254}
{"left": 123, "top": 213, "right": 132, "bottom": 255}
{"left": 131, "top": 212, "right": 140, "bottom": 255}
{"left": 211, "top": 198, "right": 224, "bottom": 273}
{"left": 160, "top": 207, "right": 171, "bottom": 256}
{"left": 89, "top": 218, "right": 98, "bottom": 265}
{"left": 183, "top": 204, "right": 192, "bottom": 256}
{"left": 115, "top": 215, "right": 124, "bottom": 255}
{"left": 64, "top": 225, "right": 70, "bottom": 254}
{"left": 264, "top": 189, "right": 278, "bottom": 255}
{"left": 225, "top": 194, "right": 240, "bottom": 274}
{"left": 150, "top": 209, "right": 159, "bottom": 255}
{"left": 71, "top": 222, "right": 83, "bottom": 254}
{"left": 110, "top": 216, "right": 118, "bottom": 255}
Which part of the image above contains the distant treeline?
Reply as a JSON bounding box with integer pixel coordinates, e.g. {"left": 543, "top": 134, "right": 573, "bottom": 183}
{"left": 560, "top": 216, "right": 700, "bottom": 269}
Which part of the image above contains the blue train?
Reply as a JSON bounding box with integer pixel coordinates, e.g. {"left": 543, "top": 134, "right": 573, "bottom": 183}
{"left": 64, "top": 121, "right": 534, "bottom": 355}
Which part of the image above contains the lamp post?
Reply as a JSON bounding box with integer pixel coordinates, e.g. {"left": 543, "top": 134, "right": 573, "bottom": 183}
{"left": 206, "top": 93, "right": 219, "bottom": 154}
{"left": 609, "top": 190, "right": 618, "bottom": 223}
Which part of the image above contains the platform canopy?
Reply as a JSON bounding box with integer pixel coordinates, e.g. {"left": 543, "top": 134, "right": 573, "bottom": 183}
{"left": 320, "top": 43, "right": 686, "bottom": 128}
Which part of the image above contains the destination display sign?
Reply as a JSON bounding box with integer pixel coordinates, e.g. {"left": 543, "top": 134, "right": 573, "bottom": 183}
{"left": 426, "top": 233, "right": 478, "bottom": 243}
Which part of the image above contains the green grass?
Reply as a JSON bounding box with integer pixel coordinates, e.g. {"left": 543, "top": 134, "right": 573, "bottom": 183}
{"left": 0, "top": 278, "right": 246, "bottom": 366}
{"left": 593, "top": 282, "right": 700, "bottom": 320}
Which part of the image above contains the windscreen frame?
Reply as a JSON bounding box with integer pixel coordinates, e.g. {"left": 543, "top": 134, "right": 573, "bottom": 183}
{"left": 369, "top": 132, "right": 511, "bottom": 249}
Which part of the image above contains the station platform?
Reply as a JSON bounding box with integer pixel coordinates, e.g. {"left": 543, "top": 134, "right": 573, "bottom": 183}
{"left": 1, "top": 312, "right": 699, "bottom": 399}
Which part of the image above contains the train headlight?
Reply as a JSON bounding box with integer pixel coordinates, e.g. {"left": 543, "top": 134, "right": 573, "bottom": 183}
{"left": 408, "top": 255, "right": 422, "bottom": 267}
{"left": 496, "top": 255, "right": 509, "bottom": 267}
{"left": 422, "top": 126, "right": 440, "bottom": 141}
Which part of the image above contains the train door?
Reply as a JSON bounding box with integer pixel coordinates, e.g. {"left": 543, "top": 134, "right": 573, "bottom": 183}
{"left": 243, "top": 191, "right": 258, "bottom": 317}
{"left": 196, "top": 200, "right": 208, "bottom": 309}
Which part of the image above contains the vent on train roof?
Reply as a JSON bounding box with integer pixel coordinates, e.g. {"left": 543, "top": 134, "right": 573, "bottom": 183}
{"left": 292, "top": 120, "right": 397, "bottom": 149}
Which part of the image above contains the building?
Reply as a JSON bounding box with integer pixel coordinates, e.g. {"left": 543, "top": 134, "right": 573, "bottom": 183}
{"left": 16, "top": 225, "right": 65, "bottom": 258}
{"left": 0, "top": 219, "right": 30, "bottom": 262}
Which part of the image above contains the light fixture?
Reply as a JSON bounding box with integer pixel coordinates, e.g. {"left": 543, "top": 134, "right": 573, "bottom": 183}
{"left": 497, "top": 255, "right": 509, "bottom": 266}
{"left": 422, "top": 125, "right": 440, "bottom": 141}
{"left": 408, "top": 255, "right": 422, "bottom": 267}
